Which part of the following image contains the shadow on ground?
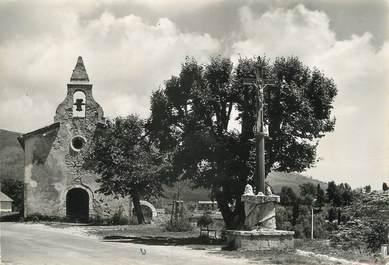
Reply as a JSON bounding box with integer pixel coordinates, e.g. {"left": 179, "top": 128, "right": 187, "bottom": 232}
{"left": 103, "top": 235, "right": 224, "bottom": 247}
{"left": 103, "top": 236, "right": 333, "bottom": 265}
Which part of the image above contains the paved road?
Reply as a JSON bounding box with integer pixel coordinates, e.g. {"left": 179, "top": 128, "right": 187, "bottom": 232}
{"left": 0, "top": 223, "right": 250, "bottom": 265}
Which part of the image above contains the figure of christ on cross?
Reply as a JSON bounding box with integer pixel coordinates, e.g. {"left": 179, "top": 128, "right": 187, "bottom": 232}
{"left": 243, "top": 68, "right": 275, "bottom": 194}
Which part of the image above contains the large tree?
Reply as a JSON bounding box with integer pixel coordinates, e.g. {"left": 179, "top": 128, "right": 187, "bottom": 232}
{"left": 88, "top": 115, "right": 171, "bottom": 224}
{"left": 147, "top": 56, "right": 337, "bottom": 229}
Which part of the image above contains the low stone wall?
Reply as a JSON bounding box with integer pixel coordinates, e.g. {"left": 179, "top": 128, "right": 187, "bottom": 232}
{"left": 225, "top": 229, "right": 295, "bottom": 250}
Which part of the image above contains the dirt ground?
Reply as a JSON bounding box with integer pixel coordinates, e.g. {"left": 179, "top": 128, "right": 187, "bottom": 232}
{"left": 1, "top": 222, "right": 377, "bottom": 265}
{"left": 74, "top": 223, "right": 376, "bottom": 265}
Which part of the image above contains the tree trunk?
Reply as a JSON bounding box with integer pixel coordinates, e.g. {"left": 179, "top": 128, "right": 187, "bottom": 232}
{"left": 131, "top": 192, "right": 145, "bottom": 224}
{"left": 215, "top": 191, "right": 233, "bottom": 229}
{"left": 215, "top": 190, "right": 245, "bottom": 230}
{"left": 233, "top": 196, "right": 246, "bottom": 229}
{"left": 292, "top": 202, "right": 299, "bottom": 226}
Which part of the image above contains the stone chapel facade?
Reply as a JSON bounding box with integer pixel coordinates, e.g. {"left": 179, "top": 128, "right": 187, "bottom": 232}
{"left": 18, "top": 57, "right": 130, "bottom": 222}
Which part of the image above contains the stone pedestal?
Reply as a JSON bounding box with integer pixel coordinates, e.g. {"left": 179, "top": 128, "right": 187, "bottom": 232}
{"left": 225, "top": 229, "right": 295, "bottom": 250}
{"left": 225, "top": 193, "right": 294, "bottom": 250}
{"left": 242, "top": 194, "right": 280, "bottom": 230}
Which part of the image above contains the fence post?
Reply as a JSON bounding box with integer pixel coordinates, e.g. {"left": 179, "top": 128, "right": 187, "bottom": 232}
{"left": 381, "top": 244, "right": 388, "bottom": 258}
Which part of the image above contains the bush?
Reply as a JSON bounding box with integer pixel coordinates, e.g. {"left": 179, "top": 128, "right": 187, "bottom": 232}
{"left": 294, "top": 205, "right": 311, "bottom": 238}
{"left": 111, "top": 206, "right": 129, "bottom": 225}
{"left": 0, "top": 213, "right": 22, "bottom": 222}
{"left": 197, "top": 214, "right": 213, "bottom": 228}
{"left": 312, "top": 214, "right": 330, "bottom": 239}
{"left": 111, "top": 214, "right": 129, "bottom": 225}
{"left": 89, "top": 215, "right": 105, "bottom": 225}
{"left": 276, "top": 206, "right": 293, "bottom": 231}
{"left": 25, "top": 214, "right": 66, "bottom": 222}
{"left": 367, "top": 222, "right": 388, "bottom": 252}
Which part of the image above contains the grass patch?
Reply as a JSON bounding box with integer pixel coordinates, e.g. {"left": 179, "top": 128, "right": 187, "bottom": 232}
{"left": 215, "top": 249, "right": 344, "bottom": 265}
{"left": 295, "top": 239, "right": 374, "bottom": 263}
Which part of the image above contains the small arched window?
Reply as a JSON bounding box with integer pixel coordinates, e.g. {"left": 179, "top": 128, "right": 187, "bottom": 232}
{"left": 73, "top": 91, "right": 86, "bottom": 117}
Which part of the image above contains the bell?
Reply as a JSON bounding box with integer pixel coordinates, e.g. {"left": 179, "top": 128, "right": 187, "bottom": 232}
{"left": 75, "top": 99, "right": 84, "bottom": 111}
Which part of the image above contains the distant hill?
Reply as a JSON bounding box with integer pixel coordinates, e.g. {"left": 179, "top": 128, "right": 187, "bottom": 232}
{"left": 268, "top": 171, "right": 328, "bottom": 194}
{"left": 161, "top": 172, "right": 328, "bottom": 203}
{"left": 0, "top": 129, "right": 24, "bottom": 181}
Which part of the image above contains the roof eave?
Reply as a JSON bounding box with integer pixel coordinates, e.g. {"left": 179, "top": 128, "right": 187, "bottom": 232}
{"left": 18, "top": 122, "right": 60, "bottom": 149}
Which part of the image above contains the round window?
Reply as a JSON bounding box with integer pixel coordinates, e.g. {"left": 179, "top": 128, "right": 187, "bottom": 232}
{"left": 70, "top": 136, "right": 86, "bottom": 152}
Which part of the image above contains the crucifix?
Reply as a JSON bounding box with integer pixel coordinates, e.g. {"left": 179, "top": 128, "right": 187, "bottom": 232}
{"left": 243, "top": 68, "right": 275, "bottom": 194}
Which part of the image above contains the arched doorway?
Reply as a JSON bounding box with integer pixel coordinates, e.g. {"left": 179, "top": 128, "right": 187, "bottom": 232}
{"left": 66, "top": 188, "right": 89, "bottom": 222}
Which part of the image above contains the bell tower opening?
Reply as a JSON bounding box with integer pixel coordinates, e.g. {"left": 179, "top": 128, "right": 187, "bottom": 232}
{"left": 72, "top": 91, "right": 86, "bottom": 117}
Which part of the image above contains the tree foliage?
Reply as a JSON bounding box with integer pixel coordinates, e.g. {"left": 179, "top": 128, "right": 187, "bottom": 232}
{"left": 316, "top": 184, "right": 326, "bottom": 208}
{"left": 299, "top": 182, "right": 316, "bottom": 204}
{"left": 326, "top": 181, "right": 353, "bottom": 207}
{"left": 147, "top": 56, "right": 337, "bottom": 229}
{"left": 88, "top": 115, "right": 171, "bottom": 224}
{"left": 339, "top": 183, "right": 353, "bottom": 206}
{"left": 280, "top": 186, "right": 298, "bottom": 206}
{"left": 326, "top": 181, "right": 336, "bottom": 201}
{"left": 0, "top": 178, "right": 23, "bottom": 212}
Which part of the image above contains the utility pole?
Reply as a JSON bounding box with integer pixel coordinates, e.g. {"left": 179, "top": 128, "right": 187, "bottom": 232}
{"left": 243, "top": 68, "right": 275, "bottom": 194}
{"left": 311, "top": 207, "right": 314, "bottom": 240}
{"left": 311, "top": 199, "right": 317, "bottom": 240}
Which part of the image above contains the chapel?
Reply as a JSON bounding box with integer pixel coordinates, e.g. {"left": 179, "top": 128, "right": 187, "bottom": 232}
{"left": 18, "top": 57, "right": 130, "bottom": 222}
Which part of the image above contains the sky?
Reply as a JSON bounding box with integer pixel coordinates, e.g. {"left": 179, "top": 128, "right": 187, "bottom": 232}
{"left": 0, "top": 0, "right": 388, "bottom": 189}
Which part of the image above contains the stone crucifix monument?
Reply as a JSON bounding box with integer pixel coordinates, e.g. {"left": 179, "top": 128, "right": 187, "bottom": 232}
{"left": 225, "top": 68, "right": 294, "bottom": 250}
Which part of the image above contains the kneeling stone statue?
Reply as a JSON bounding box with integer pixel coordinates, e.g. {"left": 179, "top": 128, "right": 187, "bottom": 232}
{"left": 243, "top": 184, "right": 254, "bottom": 195}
